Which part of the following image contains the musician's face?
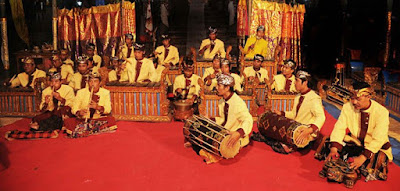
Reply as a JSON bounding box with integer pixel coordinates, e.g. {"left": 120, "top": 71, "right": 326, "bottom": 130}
{"left": 51, "top": 79, "right": 61, "bottom": 89}
{"left": 351, "top": 95, "right": 371, "bottom": 110}
{"left": 256, "top": 30, "right": 264, "bottom": 38}
{"left": 60, "top": 53, "right": 68, "bottom": 61}
{"left": 134, "top": 50, "right": 144, "bottom": 60}
{"left": 87, "top": 49, "right": 94, "bottom": 56}
{"left": 254, "top": 60, "right": 262, "bottom": 70}
{"left": 221, "top": 64, "right": 230, "bottom": 74}
{"left": 209, "top": 33, "right": 217, "bottom": 40}
{"left": 53, "top": 59, "right": 62, "bottom": 68}
{"left": 162, "top": 39, "right": 170, "bottom": 46}
{"left": 212, "top": 59, "right": 220, "bottom": 69}
{"left": 125, "top": 38, "right": 132, "bottom": 45}
{"left": 295, "top": 78, "right": 307, "bottom": 92}
{"left": 89, "top": 78, "right": 100, "bottom": 90}
{"left": 78, "top": 63, "right": 89, "bottom": 74}
{"left": 183, "top": 68, "right": 194, "bottom": 78}
{"left": 281, "top": 65, "right": 294, "bottom": 77}
{"left": 217, "top": 84, "right": 229, "bottom": 96}
{"left": 111, "top": 60, "right": 119, "bottom": 68}
{"left": 23, "top": 63, "right": 35, "bottom": 74}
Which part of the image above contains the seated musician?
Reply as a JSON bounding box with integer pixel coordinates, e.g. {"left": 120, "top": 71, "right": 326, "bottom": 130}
{"left": 30, "top": 73, "right": 75, "bottom": 131}
{"left": 108, "top": 57, "right": 129, "bottom": 82}
{"left": 242, "top": 25, "right": 268, "bottom": 59}
{"left": 270, "top": 70, "right": 325, "bottom": 154}
{"left": 125, "top": 43, "right": 157, "bottom": 83}
{"left": 185, "top": 74, "right": 253, "bottom": 164}
{"left": 49, "top": 54, "right": 74, "bottom": 84}
{"left": 242, "top": 54, "right": 269, "bottom": 84}
{"left": 154, "top": 34, "right": 179, "bottom": 67}
{"left": 153, "top": 58, "right": 171, "bottom": 85}
{"left": 60, "top": 49, "right": 74, "bottom": 67}
{"left": 271, "top": 60, "right": 297, "bottom": 92}
{"left": 69, "top": 57, "right": 90, "bottom": 91}
{"left": 64, "top": 71, "right": 117, "bottom": 136}
{"left": 173, "top": 60, "right": 201, "bottom": 113}
{"left": 202, "top": 55, "right": 221, "bottom": 91}
{"left": 326, "top": 81, "right": 392, "bottom": 181}
{"left": 198, "top": 26, "right": 226, "bottom": 59}
{"left": 120, "top": 33, "right": 135, "bottom": 59}
{"left": 85, "top": 43, "right": 102, "bottom": 68}
{"left": 220, "top": 59, "right": 243, "bottom": 92}
{"left": 6, "top": 57, "right": 46, "bottom": 88}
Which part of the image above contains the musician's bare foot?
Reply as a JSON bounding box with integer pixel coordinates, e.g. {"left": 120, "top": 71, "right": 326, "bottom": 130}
{"left": 29, "top": 122, "right": 39, "bottom": 130}
{"left": 184, "top": 141, "right": 192, "bottom": 148}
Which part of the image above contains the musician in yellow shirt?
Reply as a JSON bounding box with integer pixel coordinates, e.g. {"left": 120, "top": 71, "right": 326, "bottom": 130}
{"left": 242, "top": 54, "right": 269, "bottom": 84}
{"left": 108, "top": 57, "right": 129, "bottom": 82}
{"left": 120, "top": 33, "right": 135, "bottom": 60}
{"left": 30, "top": 73, "right": 75, "bottom": 131}
{"left": 7, "top": 57, "right": 46, "bottom": 89}
{"left": 64, "top": 72, "right": 117, "bottom": 135}
{"left": 199, "top": 27, "right": 226, "bottom": 59}
{"left": 125, "top": 43, "right": 157, "bottom": 83}
{"left": 69, "top": 57, "right": 91, "bottom": 91}
{"left": 242, "top": 25, "right": 268, "bottom": 59}
{"left": 270, "top": 71, "right": 325, "bottom": 154}
{"left": 85, "top": 43, "right": 102, "bottom": 68}
{"left": 154, "top": 34, "right": 180, "bottom": 67}
{"left": 220, "top": 59, "right": 243, "bottom": 92}
{"left": 202, "top": 55, "right": 221, "bottom": 91}
{"left": 48, "top": 55, "right": 74, "bottom": 84}
{"left": 271, "top": 60, "right": 297, "bottom": 92}
{"left": 326, "top": 82, "right": 392, "bottom": 181}
{"left": 60, "top": 49, "right": 74, "bottom": 67}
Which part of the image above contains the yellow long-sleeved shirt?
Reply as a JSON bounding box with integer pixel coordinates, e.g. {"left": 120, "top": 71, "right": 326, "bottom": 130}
{"left": 49, "top": 64, "right": 74, "bottom": 83}
{"left": 125, "top": 58, "right": 157, "bottom": 83}
{"left": 330, "top": 101, "right": 393, "bottom": 161}
{"left": 284, "top": 90, "right": 326, "bottom": 131}
{"left": 120, "top": 44, "right": 135, "bottom": 59}
{"left": 271, "top": 74, "right": 297, "bottom": 92}
{"left": 10, "top": 69, "right": 46, "bottom": 88}
{"left": 173, "top": 74, "right": 201, "bottom": 99}
{"left": 242, "top": 67, "right": 269, "bottom": 83}
{"left": 63, "top": 58, "right": 74, "bottom": 67}
{"left": 72, "top": 87, "right": 112, "bottom": 119}
{"left": 69, "top": 72, "right": 89, "bottom": 91}
{"left": 199, "top": 39, "right": 226, "bottom": 59}
{"left": 243, "top": 36, "right": 268, "bottom": 59}
{"left": 154, "top": 65, "right": 171, "bottom": 85}
{"left": 39, "top": 84, "right": 75, "bottom": 111}
{"left": 155, "top": 45, "right": 180, "bottom": 66}
{"left": 91, "top": 55, "right": 102, "bottom": 68}
{"left": 202, "top": 67, "right": 220, "bottom": 91}
{"left": 108, "top": 69, "right": 129, "bottom": 82}
{"left": 215, "top": 93, "right": 253, "bottom": 147}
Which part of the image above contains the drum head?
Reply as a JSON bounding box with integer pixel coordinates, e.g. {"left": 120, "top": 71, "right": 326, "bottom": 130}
{"left": 220, "top": 135, "right": 240, "bottom": 159}
{"left": 293, "top": 125, "right": 312, "bottom": 148}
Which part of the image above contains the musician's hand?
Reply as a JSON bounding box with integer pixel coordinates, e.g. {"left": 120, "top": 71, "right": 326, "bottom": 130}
{"left": 187, "top": 97, "right": 195, "bottom": 104}
{"left": 205, "top": 44, "right": 211, "bottom": 49}
{"left": 45, "top": 95, "right": 51, "bottom": 104}
{"left": 249, "top": 44, "right": 255, "bottom": 49}
{"left": 295, "top": 127, "right": 313, "bottom": 146}
{"left": 210, "top": 73, "right": 216, "bottom": 79}
{"left": 89, "top": 101, "right": 99, "bottom": 109}
{"left": 227, "top": 131, "right": 241, "bottom": 148}
{"left": 349, "top": 155, "right": 367, "bottom": 169}
{"left": 52, "top": 91, "right": 62, "bottom": 101}
{"left": 248, "top": 76, "right": 255, "bottom": 81}
{"left": 326, "top": 147, "right": 339, "bottom": 162}
{"left": 78, "top": 109, "right": 88, "bottom": 117}
{"left": 176, "top": 88, "right": 183, "bottom": 94}
{"left": 273, "top": 109, "right": 282, "bottom": 116}
{"left": 120, "top": 63, "right": 127, "bottom": 70}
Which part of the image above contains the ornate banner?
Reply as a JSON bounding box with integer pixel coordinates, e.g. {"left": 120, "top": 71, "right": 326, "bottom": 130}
{"left": 237, "top": 0, "right": 249, "bottom": 36}
{"left": 250, "top": 0, "right": 305, "bottom": 67}
{"left": 58, "top": 1, "right": 136, "bottom": 58}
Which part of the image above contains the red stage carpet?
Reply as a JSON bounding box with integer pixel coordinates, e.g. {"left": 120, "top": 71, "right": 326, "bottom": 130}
{"left": 0, "top": 111, "right": 399, "bottom": 191}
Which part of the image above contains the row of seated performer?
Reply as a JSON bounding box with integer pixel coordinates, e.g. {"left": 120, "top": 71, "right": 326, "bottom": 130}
{"left": 183, "top": 70, "right": 392, "bottom": 188}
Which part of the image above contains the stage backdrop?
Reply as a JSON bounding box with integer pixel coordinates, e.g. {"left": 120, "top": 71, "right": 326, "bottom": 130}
{"left": 239, "top": 0, "right": 305, "bottom": 67}
{"left": 57, "top": 1, "right": 136, "bottom": 59}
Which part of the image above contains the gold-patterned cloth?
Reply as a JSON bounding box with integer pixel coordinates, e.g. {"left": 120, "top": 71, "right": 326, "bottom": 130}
{"left": 249, "top": 0, "right": 305, "bottom": 67}
{"left": 57, "top": 2, "right": 136, "bottom": 55}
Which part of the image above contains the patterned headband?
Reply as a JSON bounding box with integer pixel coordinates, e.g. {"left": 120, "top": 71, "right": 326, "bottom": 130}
{"left": 257, "top": 25, "right": 265, "bottom": 31}
{"left": 125, "top": 33, "right": 134, "bottom": 40}
{"left": 217, "top": 73, "right": 235, "bottom": 87}
{"left": 254, "top": 54, "right": 264, "bottom": 61}
{"left": 22, "top": 57, "right": 34, "bottom": 64}
{"left": 283, "top": 60, "right": 296, "bottom": 69}
{"left": 208, "top": 26, "right": 218, "bottom": 34}
{"left": 51, "top": 72, "right": 61, "bottom": 80}
{"left": 161, "top": 34, "right": 170, "bottom": 39}
{"left": 221, "top": 59, "right": 229, "bottom": 65}
{"left": 134, "top": 43, "right": 145, "bottom": 51}
{"left": 296, "top": 70, "right": 311, "bottom": 80}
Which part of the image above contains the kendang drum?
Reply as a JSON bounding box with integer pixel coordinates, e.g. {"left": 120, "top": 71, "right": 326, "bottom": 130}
{"left": 173, "top": 100, "right": 193, "bottom": 120}
{"left": 183, "top": 115, "right": 240, "bottom": 159}
{"left": 257, "top": 111, "right": 312, "bottom": 148}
